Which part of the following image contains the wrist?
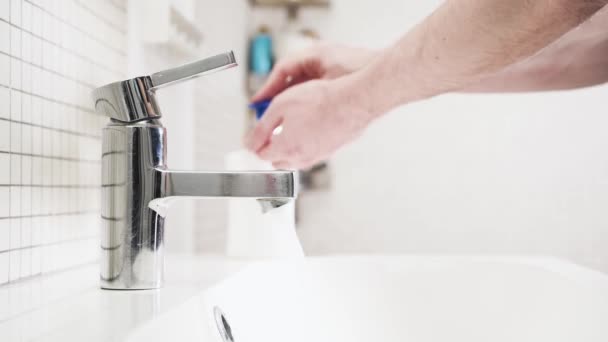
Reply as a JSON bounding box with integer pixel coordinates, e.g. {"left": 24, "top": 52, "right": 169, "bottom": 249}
{"left": 335, "top": 48, "right": 423, "bottom": 119}
{"left": 329, "top": 73, "right": 380, "bottom": 125}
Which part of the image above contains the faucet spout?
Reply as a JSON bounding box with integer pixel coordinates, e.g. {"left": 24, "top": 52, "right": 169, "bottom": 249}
{"left": 99, "top": 122, "right": 299, "bottom": 290}
{"left": 162, "top": 170, "right": 297, "bottom": 199}
{"left": 147, "top": 170, "right": 298, "bottom": 218}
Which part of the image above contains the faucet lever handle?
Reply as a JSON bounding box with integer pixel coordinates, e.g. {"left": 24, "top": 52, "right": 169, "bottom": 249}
{"left": 150, "top": 51, "right": 237, "bottom": 89}
{"left": 92, "top": 51, "right": 238, "bottom": 123}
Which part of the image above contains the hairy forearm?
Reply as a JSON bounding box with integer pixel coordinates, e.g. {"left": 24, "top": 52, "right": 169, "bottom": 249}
{"left": 465, "top": 46, "right": 608, "bottom": 92}
{"left": 342, "top": 0, "right": 608, "bottom": 116}
{"left": 464, "top": 61, "right": 608, "bottom": 93}
{"left": 466, "top": 13, "right": 608, "bottom": 92}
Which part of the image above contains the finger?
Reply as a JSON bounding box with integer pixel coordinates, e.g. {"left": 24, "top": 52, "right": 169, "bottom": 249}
{"left": 272, "top": 160, "right": 292, "bottom": 170}
{"left": 272, "top": 155, "right": 318, "bottom": 170}
{"left": 251, "top": 59, "right": 305, "bottom": 102}
{"left": 294, "top": 158, "right": 318, "bottom": 170}
{"left": 293, "top": 157, "right": 319, "bottom": 170}
{"left": 257, "top": 136, "right": 289, "bottom": 162}
{"left": 272, "top": 160, "right": 303, "bottom": 170}
{"left": 244, "top": 101, "right": 285, "bottom": 152}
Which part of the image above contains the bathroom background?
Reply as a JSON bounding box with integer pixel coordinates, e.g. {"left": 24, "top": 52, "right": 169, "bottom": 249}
{"left": 1, "top": 0, "right": 608, "bottom": 286}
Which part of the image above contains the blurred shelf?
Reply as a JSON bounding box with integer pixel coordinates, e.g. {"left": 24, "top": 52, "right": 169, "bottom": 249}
{"left": 250, "top": 0, "right": 330, "bottom": 18}
{"left": 130, "top": 0, "right": 203, "bottom": 58}
{"left": 250, "top": 0, "right": 329, "bottom": 7}
{"left": 165, "top": 6, "right": 203, "bottom": 57}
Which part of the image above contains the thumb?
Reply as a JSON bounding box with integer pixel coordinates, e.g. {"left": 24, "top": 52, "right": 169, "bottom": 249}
{"left": 245, "top": 105, "right": 284, "bottom": 152}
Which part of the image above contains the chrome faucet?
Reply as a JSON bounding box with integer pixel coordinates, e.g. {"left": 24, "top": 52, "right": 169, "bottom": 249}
{"left": 92, "top": 51, "right": 298, "bottom": 290}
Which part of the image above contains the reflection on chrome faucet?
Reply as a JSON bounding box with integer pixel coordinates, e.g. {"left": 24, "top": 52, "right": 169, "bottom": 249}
{"left": 93, "top": 52, "right": 298, "bottom": 290}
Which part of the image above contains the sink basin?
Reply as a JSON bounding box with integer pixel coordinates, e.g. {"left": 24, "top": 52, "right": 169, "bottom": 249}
{"left": 126, "top": 256, "right": 608, "bottom": 342}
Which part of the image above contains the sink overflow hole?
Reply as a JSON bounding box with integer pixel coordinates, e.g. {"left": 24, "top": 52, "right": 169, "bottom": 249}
{"left": 214, "top": 306, "right": 235, "bottom": 342}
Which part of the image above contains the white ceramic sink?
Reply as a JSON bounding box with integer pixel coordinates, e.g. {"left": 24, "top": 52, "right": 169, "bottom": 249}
{"left": 127, "top": 256, "right": 608, "bottom": 342}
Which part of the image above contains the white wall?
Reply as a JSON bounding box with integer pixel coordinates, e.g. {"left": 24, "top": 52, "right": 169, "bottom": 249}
{"left": 278, "top": 1, "right": 608, "bottom": 272}
{"left": 190, "top": 0, "right": 250, "bottom": 253}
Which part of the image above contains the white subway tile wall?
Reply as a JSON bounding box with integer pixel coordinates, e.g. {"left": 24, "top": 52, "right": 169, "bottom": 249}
{"left": 0, "top": 0, "right": 127, "bottom": 285}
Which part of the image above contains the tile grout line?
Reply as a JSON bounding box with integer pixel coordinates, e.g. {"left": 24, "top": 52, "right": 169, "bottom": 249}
{"left": 37, "top": 19, "right": 42, "bottom": 276}
{"left": 20, "top": 0, "right": 26, "bottom": 280}
{"left": 53, "top": 11, "right": 59, "bottom": 275}
{"left": 0, "top": 150, "right": 101, "bottom": 164}
{"left": 73, "top": 0, "right": 127, "bottom": 35}
{"left": 29, "top": 0, "right": 34, "bottom": 279}
{"left": 7, "top": 0, "right": 12, "bottom": 284}
{"left": 49, "top": 9, "right": 55, "bottom": 275}
{"left": 0, "top": 50, "right": 98, "bottom": 90}
{"left": 0, "top": 210, "right": 99, "bottom": 220}
{"left": 0, "top": 17, "right": 124, "bottom": 77}
{"left": 0, "top": 117, "right": 102, "bottom": 142}
{"left": 0, "top": 83, "right": 101, "bottom": 117}
{"left": 39, "top": 9, "right": 46, "bottom": 275}
{"left": 0, "top": 184, "right": 101, "bottom": 189}
{"left": 0, "top": 235, "right": 100, "bottom": 255}
{"left": 0, "top": 259, "right": 97, "bottom": 289}
{"left": 23, "top": 0, "right": 126, "bottom": 57}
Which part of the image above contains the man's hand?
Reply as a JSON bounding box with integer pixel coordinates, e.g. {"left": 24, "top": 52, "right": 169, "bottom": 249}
{"left": 246, "top": 0, "right": 607, "bottom": 169}
{"left": 251, "top": 44, "right": 377, "bottom": 103}
{"left": 246, "top": 78, "right": 374, "bottom": 169}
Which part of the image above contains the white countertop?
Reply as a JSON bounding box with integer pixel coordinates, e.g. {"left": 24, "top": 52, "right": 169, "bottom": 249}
{"left": 0, "top": 255, "right": 250, "bottom": 342}
{"left": 124, "top": 255, "right": 608, "bottom": 342}
{"left": 2, "top": 254, "right": 607, "bottom": 342}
